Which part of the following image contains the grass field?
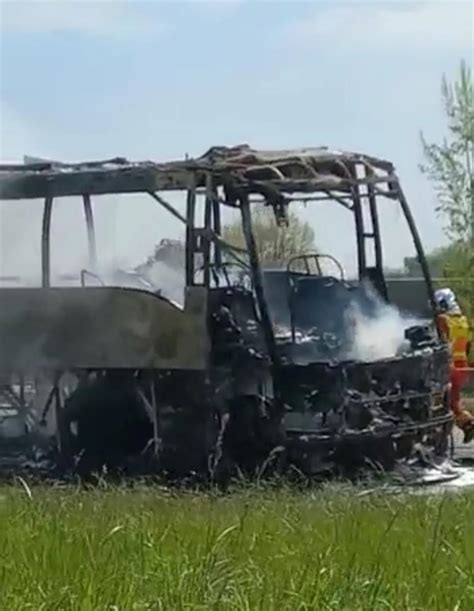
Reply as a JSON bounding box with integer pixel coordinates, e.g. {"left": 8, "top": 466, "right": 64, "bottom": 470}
{"left": 0, "top": 483, "right": 473, "bottom": 611}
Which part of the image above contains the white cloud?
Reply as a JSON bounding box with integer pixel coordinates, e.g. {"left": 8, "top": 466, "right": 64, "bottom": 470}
{"left": 282, "top": 1, "right": 473, "bottom": 53}
{"left": 0, "top": 0, "right": 168, "bottom": 38}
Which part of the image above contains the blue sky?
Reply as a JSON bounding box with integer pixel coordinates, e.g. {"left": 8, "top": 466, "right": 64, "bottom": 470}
{"left": 0, "top": 0, "right": 473, "bottom": 279}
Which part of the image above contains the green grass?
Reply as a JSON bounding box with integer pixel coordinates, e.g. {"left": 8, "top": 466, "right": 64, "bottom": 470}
{"left": 0, "top": 483, "right": 473, "bottom": 611}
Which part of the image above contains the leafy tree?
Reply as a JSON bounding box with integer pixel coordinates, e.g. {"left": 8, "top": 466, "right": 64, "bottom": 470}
{"left": 390, "top": 245, "right": 472, "bottom": 279}
{"left": 222, "top": 206, "right": 316, "bottom": 267}
{"left": 420, "top": 60, "right": 474, "bottom": 246}
{"left": 419, "top": 61, "right": 473, "bottom": 325}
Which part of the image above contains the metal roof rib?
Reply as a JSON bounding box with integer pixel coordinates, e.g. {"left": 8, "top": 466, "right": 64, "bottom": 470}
{"left": 0, "top": 145, "right": 396, "bottom": 201}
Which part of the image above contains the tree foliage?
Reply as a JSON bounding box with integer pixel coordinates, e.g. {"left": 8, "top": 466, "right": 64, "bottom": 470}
{"left": 419, "top": 61, "right": 473, "bottom": 322}
{"left": 138, "top": 208, "right": 316, "bottom": 275}
{"left": 222, "top": 207, "right": 316, "bottom": 267}
{"left": 420, "top": 60, "right": 474, "bottom": 245}
{"left": 404, "top": 244, "right": 472, "bottom": 277}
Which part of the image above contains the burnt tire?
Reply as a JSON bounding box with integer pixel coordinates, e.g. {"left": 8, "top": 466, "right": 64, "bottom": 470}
{"left": 62, "top": 375, "right": 153, "bottom": 477}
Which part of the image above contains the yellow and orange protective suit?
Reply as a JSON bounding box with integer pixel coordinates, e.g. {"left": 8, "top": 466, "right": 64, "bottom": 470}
{"left": 437, "top": 311, "right": 473, "bottom": 433}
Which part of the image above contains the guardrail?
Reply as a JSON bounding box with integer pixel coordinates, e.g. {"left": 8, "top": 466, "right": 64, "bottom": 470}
{"left": 386, "top": 274, "right": 473, "bottom": 350}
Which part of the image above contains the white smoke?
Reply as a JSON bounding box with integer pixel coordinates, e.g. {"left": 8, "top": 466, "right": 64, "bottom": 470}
{"left": 137, "top": 260, "right": 185, "bottom": 306}
{"left": 344, "top": 283, "right": 423, "bottom": 362}
{"left": 68, "top": 259, "right": 186, "bottom": 307}
{"left": 274, "top": 279, "right": 428, "bottom": 364}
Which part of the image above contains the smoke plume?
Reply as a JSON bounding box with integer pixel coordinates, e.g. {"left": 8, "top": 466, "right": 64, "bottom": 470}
{"left": 344, "top": 282, "right": 423, "bottom": 362}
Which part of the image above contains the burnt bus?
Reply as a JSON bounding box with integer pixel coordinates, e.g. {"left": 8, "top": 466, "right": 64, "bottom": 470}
{"left": 0, "top": 145, "right": 451, "bottom": 479}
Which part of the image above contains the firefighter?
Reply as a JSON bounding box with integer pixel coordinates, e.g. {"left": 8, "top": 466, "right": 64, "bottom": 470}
{"left": 434, "top": 288, "right": 474, "bottom": 444}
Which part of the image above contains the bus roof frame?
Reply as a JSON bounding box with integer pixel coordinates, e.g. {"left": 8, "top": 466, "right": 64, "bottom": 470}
{"left": 0, "top": 144, "right": 398, "bottom": 202}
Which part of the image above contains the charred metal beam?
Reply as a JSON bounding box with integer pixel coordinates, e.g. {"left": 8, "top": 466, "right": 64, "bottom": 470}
{"left": 185, "top": 175, "right": 197, "bottom": 286}
{"left": 40, "top": 384, "right": 57, "bottom": 426}
{"left": 53, "top": 384, "right": 65, "bottom": 455}
{"left": 0, "top": 172, "right": 397, "bottom": 201}
{"left": 0, "top": 167, "right": 196, "bottom": 200}
{"left": 352, "top": 186, "right": 367, "bottom": 278}
{"left": 397, "top": 182, "right": 438, "bottom": 318}
{"left": 366, "top": 182, "right": 388, "bottom": 300}
{"left": 286, "top": 413, "right": 452, "bottom": 439}
{"left": 212, "top": 185, "right": 222, "bottom": 269}
{"left": 367, "top": 185, "right": 383, "bottom": 266}
{"left": 41, "top": 196, "right": 53, "bottom": 288}
{"left": 203, "top": 174, "right": 213, "bottom": 287}
{"left": 255, "top": 175, "right": 398, "bottom": 195}
{"left": 212, "top": 236, "right": 249, "bottom": 270}
{"left": 321, "top": 191, "right": 354, "bottom": 210}
{"left": 1, "top": 146, "right": 399, "bottom": 201}
{"left": 0, "top": 385, "right": 23, "bottom": 410}
{"left": 249, "top": 193, "right": 355, "bottom": 208}
{"left": 147, "top": 191, "right": 243, "bottom": 280}
{"left": 23, "top": 155, "right": 129, "bottom": 169}
{"left": 19, "top": 374, "right": 25, "bottom": 407}
{"left": 147, "top": 191, "right": 188, "bottom": 226}
{"left": 240, "top": 194, "right": 280, "bottom": 384}
{"left": 80, "top": 269, "right": 104, "bottom": 287}
{"left": 83, "top": 194, "right": 97, "bottom": 271}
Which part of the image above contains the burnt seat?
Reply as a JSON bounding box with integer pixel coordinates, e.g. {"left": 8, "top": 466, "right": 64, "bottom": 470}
{"left": 289, "top": 276, "right": 355, "bottom": 336}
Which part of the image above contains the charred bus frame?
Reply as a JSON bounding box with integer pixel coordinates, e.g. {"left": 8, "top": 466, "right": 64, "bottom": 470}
{"left": 0, "top": 146, "right": 451, "bottom": 478}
